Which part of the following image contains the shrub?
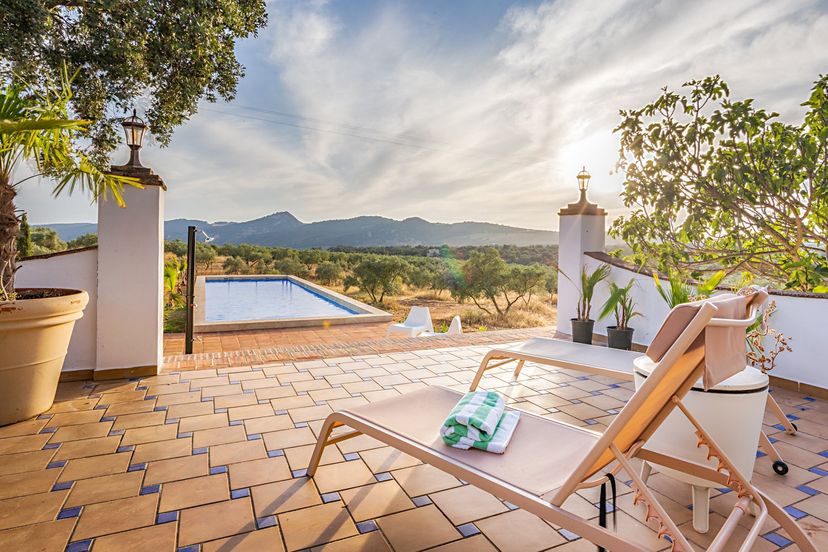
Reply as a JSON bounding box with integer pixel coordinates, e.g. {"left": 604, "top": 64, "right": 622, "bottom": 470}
{"left": 315, "top": 261, "right": 342, "bottom": 284}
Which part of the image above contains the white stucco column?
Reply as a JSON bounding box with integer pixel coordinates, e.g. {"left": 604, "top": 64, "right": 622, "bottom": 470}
{"left": 96, "top": 166, "right": 166, "bottom": 377}
{"left": 557, "top": 180, "right": 607, "bottom": 330}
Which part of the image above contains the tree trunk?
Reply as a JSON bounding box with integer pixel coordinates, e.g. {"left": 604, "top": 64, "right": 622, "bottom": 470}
{"left": 0, "top": 174, "right": 19, "bottom": 301}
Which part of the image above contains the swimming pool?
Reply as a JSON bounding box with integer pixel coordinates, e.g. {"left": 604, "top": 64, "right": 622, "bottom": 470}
{"left": 194, "top": 275, "right": 391, "bottom": 332}
{"left": 205, "top": 278, "right": 357, "bottom": 322}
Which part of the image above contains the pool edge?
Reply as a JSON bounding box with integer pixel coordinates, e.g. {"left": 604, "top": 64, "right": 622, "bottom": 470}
{"left": 193, "top": 275, "right": 392, "bottom": 333}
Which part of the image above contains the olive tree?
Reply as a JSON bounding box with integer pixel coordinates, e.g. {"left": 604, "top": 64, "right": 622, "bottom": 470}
{"left": 613, "top": 75, "right": 828, "bottom": 292}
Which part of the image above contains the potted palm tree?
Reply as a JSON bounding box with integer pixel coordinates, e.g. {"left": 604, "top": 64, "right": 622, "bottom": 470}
{"left": 599, "top": 279, "right": 641, "bottom": 350}
{"left": 571, "top": 264, "right": 610, "bottom": 344}
{"left": 0, "top": 71, "right": 138, "bottom": 425}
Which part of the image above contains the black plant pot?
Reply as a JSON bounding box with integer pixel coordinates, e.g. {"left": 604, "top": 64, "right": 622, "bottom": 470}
{"left": 571, "top": 319, "right": 594, "bottom": 345}
{"left": 607, "top": 326, "right": 635, "bottom": 350}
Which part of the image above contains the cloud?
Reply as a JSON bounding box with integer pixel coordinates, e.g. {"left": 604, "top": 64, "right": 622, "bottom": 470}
{"left": 19, "top": 0, "right": 828, "bottom": 228}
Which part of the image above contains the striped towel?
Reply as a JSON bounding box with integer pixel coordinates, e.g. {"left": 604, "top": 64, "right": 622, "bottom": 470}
{"left": 440, "top": 391, "right": 521, "bottom": 454}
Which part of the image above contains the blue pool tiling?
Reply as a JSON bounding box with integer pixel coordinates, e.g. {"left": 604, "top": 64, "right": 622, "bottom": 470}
{"left": 412, "top": 496, "right": 432, "bottom": 507}
{"left": 231, "top": 488, "right": 251, "bottom": 499}
{"left": 205, "top": 278, "right": 358, "bottom": 323}
{"left": 57, "top": 507, "right": 82, "bottom": 519}
{"left": 157, "top": 511, "right": 178, "bottom": 524}
{"left": 457, "top": 523, "right": 481, "bottom": 537}
{"left": 356, "top": 520, "right": 379, "bottom": 534}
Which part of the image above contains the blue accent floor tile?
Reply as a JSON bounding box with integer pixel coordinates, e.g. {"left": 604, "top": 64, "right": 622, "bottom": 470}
{"left": 42, "top": 442, "right": 61, "bottom": 450}
{"left": 374, "top": 472, "right": 393, "bottom": 482}
{"left": 193, "top": 447, "right": 208, "bottom": 455}
{"left": 786, "top": 414, "right": 800, "bottom": 421}
{"left": 177, "top": 546, "right": 201, "bottom": 552}
{"left": 267, "top": 449, "right": 284, "bottom": 458}
{"left": 153, "top": 406, "right": 168, "bottom": 411}
{"left": 292, "top": 469, "right": 308, "bottom": 478}
{"left": 356, "top": 520, "right": 378, "bottom": 534}
{"left": 177, "top": 432, "right": 193, "bottom": 439}
{"left": 232, "top": 488, "right": 250, "bottom": 499}
{"left": 784, "top": 505, "right": 808, "bottom": 519}
{"left": 504, "top": 501, "right": 519, "bottom": 510}
{"left": 343, "top": 452, "right": 360, "bottom": 461}
{"left": 94, "top": 404, "right": 108, "bottom": 410}
{"left": 108, "top": 429, "right": 125, "bottom": 436}
{"left": 145, "top": 395, "right": 157, "bottom": 400}
{"left": 755, "top": 450, "right": 767, "bottom": 458}
{"left": 796, "top": 485, "right": 820, "bottom": 496}
{"left": 804, "top": 396, "right": 816, "bottom": 401}
{"left": 258, "top": 399, "right": 270, "bottom": 404}
{"left": 136, "top": 385, "right": 147, "bottom": 390}
{"left": 294, "top": 422, "right": 308, "bottom": 428}
{"left": 100, "top": 416, "right": 116, "bottom": 422}
{"left": 412, "top": 496, "right": 432, "bottom": 507}
{"left": 210, "top": 466, "right": 228, "bottom": 475}
{"left": 37, "top": 414, "right": 53, "bottom": 420}
{"left": 215, "top": 408, "right": 228, "bottom": 414}
{"left": 763, "top": 532, "right": 793, "bottom": 548}
{"left": 165, "top": 419, "right": 179, "bottom": 424}
{"left": 128, "top": 463, "right": 146, "bottom": 472}
{"left": 57, "top": 506, "right": 82, "bottom": 519}
{"left": 52, "top": 481, "right": 73, "bottom": 491}
{"left": 140, "top": 484, "right": 160, "bottom": 495}
{"left": 819, "top": 450, "right": 828, "bottom": 458}
{"left": 559, "top": 528, "right": 581, "bottom": 541}
{"left": 457, "top": 523, "right": 480, "bottom": 537}
{"left": 229, "top": 420, "right": 242, "bottom": 426}
{"left": 247, "top": 433, "right": 262, "bottom": 441}
{"left": 808, "top": 466, "right": 828, "bottom": 476}
{"left": 46, "top": 460, "right": 67, "bottom": 469}
{"left": 66, "top": 539, "right": 93, "bottom": 552}
{"left": 321, "top": 492, "right": 341, "bottom": 503}
{"left": 772, "top": 424, "right": 786, "bottom": 431}
{"left": 569, "top": 399, "right": 581, "bottom": 404}
{"left": 584, "top": 419, "right": 598, "bottom": 425}
{"left": 117, "top": 445, "right": 135, "bottom": 453}
{"left": 157, "top": 511, "right": 178, "bottom": 524}
{"left": 768, "top": 436, "right": 779, "bottom": 443}
{"left": 256, "top": 515, "right": 278, "bottom": 529}
{"left": 39, "top": 426, "right": 58, "bottom": 434}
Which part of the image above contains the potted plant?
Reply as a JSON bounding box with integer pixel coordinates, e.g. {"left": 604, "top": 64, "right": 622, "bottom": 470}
{"left": 599, "top": 279, "right": 641, "bottom": 350}
{"left": 0, "top": 71, "right": 138, "bottom": 425}
{"left": 571, "top": 264, "right": 610, "bottom": 344}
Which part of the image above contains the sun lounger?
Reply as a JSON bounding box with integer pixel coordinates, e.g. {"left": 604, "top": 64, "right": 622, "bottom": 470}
{"left": 309, "top": 301, "right": 817, "bottom": 551}
{"left": 421, "top": 315, "right": 463, "bottom": 337}
{"left": 472, "top": 335, "right": 797, "bottom": 475}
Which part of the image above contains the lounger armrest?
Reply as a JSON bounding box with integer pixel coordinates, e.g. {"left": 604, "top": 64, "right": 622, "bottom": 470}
{"left": 707, "top": 304, "right": 760, "bottom": 327}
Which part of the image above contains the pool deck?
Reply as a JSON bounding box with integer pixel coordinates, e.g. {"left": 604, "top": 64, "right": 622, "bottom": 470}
{"left": 0, "top": 342, "right": 825, "bottom": 550}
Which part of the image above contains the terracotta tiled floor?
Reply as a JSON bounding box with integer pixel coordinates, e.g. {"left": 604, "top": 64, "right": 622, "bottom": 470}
{"left": 164, "top": 323, "right": 394, "bottom": 356}
{"left": 1, "top": 345, "right": 826, "bottom": 551}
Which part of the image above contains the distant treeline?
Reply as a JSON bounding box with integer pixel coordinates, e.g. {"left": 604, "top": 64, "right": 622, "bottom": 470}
{"left": 328, "top": 244, "right": 558, "bottom": 266}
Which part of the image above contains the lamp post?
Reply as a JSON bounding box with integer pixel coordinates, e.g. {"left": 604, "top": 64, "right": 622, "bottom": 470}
{"left": 121, "top": 109, "right": 147, "bottom": 168}
{"left": 576, "top": 166, "right": 590, "bottom": 198}
{"left": 558, "top": 166, "right": 605, "bottom": 216}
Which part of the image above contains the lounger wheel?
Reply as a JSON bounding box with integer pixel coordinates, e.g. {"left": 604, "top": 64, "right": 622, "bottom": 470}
{"left": 791, "top": 422, "right": 798, "bottom": 432}
{"left": 772, "top": 460, "right": 789, "bottom": 476}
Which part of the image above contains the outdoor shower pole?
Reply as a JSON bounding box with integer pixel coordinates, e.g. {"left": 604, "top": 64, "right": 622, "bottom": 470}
{"left": 185, "top": 225, "right": 197, "bottom": 354}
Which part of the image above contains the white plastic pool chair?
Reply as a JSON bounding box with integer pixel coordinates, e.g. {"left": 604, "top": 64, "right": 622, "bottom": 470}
{"left": 422, "top": 315, "right": 463, "bottom": 337}
{"left": 386, "top": 306, "right": 434, "bottom": 337}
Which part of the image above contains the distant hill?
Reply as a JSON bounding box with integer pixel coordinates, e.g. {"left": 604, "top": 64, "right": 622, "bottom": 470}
{"left": 40, "top": 212, "right": 559, "bottom": 248}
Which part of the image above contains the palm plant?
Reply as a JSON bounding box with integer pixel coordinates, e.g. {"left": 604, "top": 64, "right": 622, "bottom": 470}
{"left": 0, "top": 69, "right": 139, "bottom": 301}
{"left": 599, "top": 279, "right": 642, "bottom": 330}
{"left": 576, "top": 264, "right": 611, "bottom": 320}
{"left": 653, "top": 270, "right": 725, "bottom": 308}
{"left": 164, "top": 257, "right": 187, "bottom": 307}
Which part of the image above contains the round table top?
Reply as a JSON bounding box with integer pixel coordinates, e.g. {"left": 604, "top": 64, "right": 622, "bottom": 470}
{"left": 633, "top": 355, "right": 768, "bottom": 392}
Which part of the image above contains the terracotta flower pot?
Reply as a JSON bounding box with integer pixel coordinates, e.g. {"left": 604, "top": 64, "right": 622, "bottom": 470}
{"left": 0, "top": 289, "right": 88, "bottom": 425}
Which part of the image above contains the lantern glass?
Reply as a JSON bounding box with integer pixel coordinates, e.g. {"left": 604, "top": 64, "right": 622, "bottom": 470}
{"left": 576, "top": 166, "right": 590, "bottom": 192}
{"left": 122, "top": 110, "right": 147, "bottom": 148}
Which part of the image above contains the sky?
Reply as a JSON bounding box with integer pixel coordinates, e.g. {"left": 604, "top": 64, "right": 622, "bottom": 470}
{"left": 18, "top": 0, "right": 828, "bottom": 230}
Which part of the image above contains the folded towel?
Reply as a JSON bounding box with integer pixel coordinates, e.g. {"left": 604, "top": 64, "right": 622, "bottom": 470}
{"left": 440, "top": 391, "right": 520, "bottom": 454}
{"left": 443, "top": 391, "right": 505, "bottom": 437}
{"left": 442, "top": 410, "right": 520, "bottom": 454}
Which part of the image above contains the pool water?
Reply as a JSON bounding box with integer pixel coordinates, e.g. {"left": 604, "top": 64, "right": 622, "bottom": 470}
{"left": 204, "top": 278, "right": 358, "bottom": 322}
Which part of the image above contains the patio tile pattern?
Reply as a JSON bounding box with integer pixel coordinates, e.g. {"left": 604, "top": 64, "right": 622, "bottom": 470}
{"left": 0, "top": 344, "right": 826, "bottom": 550}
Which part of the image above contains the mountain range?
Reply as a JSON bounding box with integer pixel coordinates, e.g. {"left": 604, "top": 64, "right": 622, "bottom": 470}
{"left": 41, "top": 212, "right": 559, "bottom": 248}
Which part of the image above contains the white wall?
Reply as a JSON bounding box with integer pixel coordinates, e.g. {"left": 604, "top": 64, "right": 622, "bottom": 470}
{"left": 96, "top": 184, "right": 164, "bottom": 372}
{"left": 557, "top": 214, "right": 606, "bottom": 326}
{"left": 582, "top": 255, "right": 828, "bottom": 389}
{"left": 16, "top": 248, "right": 98, "bottom": 373}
